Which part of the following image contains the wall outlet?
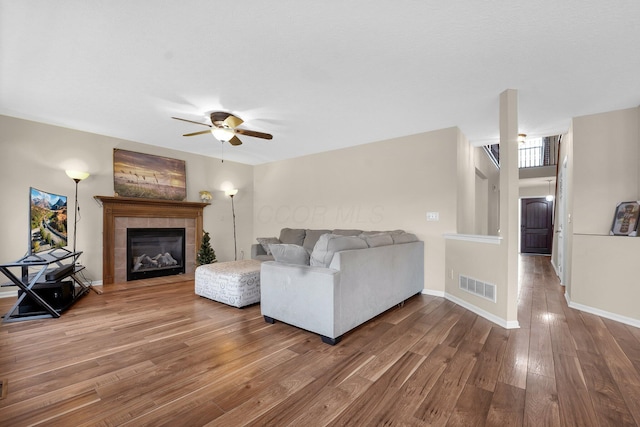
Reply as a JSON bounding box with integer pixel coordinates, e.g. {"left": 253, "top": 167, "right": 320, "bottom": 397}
{"left": 427, "top": 212, "right": 439, "bottom": 221}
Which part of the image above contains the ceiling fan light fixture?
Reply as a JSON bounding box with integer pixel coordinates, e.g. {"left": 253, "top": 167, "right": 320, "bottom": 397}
{"left": 211, "top": 127, "right": 235, "bottom": 142}
{"left": 518, "top": 133, "right": 527, "bottom": 143}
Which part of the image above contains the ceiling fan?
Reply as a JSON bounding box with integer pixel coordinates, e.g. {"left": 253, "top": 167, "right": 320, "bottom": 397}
{"left": 172, "top": 112, "right": 272, "bottom": 146}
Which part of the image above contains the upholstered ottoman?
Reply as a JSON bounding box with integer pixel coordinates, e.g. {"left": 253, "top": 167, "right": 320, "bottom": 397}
{"left": 195, "top": 260, "right": 262, "bottom": 308}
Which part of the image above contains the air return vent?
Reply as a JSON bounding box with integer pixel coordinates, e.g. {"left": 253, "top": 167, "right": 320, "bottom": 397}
{"left": 459, "top": 275, "right": 496, "bottom": 302}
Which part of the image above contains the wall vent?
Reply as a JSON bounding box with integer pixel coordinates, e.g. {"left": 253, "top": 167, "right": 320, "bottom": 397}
{"left": 459, "top": 275, "right": 496, "bottom": 303}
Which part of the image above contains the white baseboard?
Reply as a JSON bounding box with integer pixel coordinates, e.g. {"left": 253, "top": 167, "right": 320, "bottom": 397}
{"left": 565, "top": 292, "right": 640, "bottom": 329}
{"left": 421, "top": 289, "right": 519, "bottom": 329}
{"left": 444, "top": 292, "right": 520, "bottom": 329}
{"left": 421, "top": 289, "right": 445, "bottom": 298}
{"left": 0, "top": 289, "right": 18, "bottom": 299}
{"left": 550, "top": 259, "right": 559, "bottom": 277}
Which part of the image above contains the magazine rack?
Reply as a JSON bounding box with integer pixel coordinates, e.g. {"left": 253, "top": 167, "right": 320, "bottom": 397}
{"left": 0, "top": 248, "right": 91, "bottom": 322}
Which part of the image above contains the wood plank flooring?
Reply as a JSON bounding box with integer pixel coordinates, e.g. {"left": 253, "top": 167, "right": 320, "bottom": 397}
{"left": 1, "top": 256, "right": 639, "bottom": 426}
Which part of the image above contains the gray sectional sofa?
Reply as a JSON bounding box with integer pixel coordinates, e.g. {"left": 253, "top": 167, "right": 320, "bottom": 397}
{"left": 254, "top": 228, "right": 424, "bottom": 344}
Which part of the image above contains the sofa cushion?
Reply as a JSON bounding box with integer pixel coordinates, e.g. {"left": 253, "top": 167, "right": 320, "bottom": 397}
{"left": 392, "top": 232, "right": 419, "bottom": 244}
{"left": 279, "top": 228, "right": 306, "bottom": 246}
{"left": 256, "top": 237, "right": 280, "bottom": 255}
{"left": 310, "top": 234, "right": 368, "bottom": 267}
{"left": 360, "top": 229, "right": 404, "bottom": 236}
{"left": 270, "top": 244, "right": 310, "bottom": 265}
{"left": 332, "top": 229, "right": 363, "bottom": 236}
{"left": 361, "top": 232, "right": 394, "bottom": 247}
{"left": 303, "top": 229, "right": 332, "bottom": 252}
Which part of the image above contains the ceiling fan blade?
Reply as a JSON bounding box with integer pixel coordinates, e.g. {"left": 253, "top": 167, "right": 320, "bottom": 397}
{"left": 210, "top": 112, "right": 243, "bottom": 128}
{"left": 172, "top": 117, "right": 212, "bottom": 127}
{"left": 228, "top": 136, "right": 243, "bottom": 146}
{"left": 235, "top": 129, "right": 273, "bottom": 140}
{"left": 183, "top": 130, "right": 212, "bottom": 137}
{"left": 224, "top": 115, "right": 243, "bottom": 128}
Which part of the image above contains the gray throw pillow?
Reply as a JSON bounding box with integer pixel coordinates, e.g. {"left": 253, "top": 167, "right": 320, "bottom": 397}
{"left": 310, "top": 234, "right": 368, "bottom": 267}
{"left": 361, "top": 232, "right": 394, "bottom": 247}
{"left": 270, "top": 244, "right": 310, "bottom": 265}
{"left": 302, "top": 229, "right": 332, "bottom": 252}
{"left": 279, "top": 228, "right": 306, "bottom": 246}
{"left": 256, "top": 237, "right": 280, "bottom": 255}
{"left": 392, "top": 232, "right": 419, "bottom": 244}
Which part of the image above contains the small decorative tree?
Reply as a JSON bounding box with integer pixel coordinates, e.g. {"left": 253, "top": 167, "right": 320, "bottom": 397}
{"left": 197, "top": 231, "right": 217, "bottom": 265}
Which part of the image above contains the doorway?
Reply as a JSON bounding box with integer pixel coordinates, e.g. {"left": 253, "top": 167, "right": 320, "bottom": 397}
{"left": 520, "top": 198, "right": 554, "bottom": 254}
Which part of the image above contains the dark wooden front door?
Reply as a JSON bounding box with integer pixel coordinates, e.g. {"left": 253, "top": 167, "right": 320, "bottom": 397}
{"left": 521, "top": 198, "right": 553, "bottom": 254}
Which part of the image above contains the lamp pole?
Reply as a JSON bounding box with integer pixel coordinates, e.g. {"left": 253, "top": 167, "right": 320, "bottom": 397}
{"left": 230, "top": 193, "right": 237, "bottom": 261}
{"left": 65, "top": 170, "right": 89, "bottom": 254}
{"left": 72, "top": 178, "right": 80, "bottom": 254}
{"left": 225, "top": 188, "right": 239, "bottom": 261}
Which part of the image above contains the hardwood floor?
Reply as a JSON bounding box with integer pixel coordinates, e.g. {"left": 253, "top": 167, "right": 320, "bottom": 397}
{"left": 1, "top": 256, "right": 639, "bottom": 426}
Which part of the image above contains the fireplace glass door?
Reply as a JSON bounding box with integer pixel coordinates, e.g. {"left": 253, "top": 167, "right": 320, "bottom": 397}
{"left": 126, "top": 228, "right": 186, "bottom": 281}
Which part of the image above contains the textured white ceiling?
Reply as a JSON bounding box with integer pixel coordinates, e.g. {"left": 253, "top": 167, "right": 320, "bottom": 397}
{"left": 2, "top": 1, "right": 639, "bottom": 165}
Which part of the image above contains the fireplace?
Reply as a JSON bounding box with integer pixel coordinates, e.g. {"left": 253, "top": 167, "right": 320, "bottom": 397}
{"left": 127, "top": 228, "right": 186, "bottom": 281}
{"left": 95, "top": 196, "right": 208, "bottom": 284}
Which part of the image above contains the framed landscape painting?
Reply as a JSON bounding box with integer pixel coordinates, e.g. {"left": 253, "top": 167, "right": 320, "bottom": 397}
{"left": 113, "top": 149, "right": 186, "bottom": 201}
{"left": 610, "top": 201, "right": 640, "bottom": 236}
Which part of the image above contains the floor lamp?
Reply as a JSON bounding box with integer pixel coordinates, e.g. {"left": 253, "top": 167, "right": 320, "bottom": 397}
{"left": 65, "top": 170, "right": 90, "bottom": 254}
{"left": 225, "top": 188, "right": 239, "bottom": 260}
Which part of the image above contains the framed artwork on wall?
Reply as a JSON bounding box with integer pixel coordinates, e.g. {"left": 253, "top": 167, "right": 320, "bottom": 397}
{"left": 610, "top": 201, "right": 640, "bottom": 236}
{"left": 113, "top": 149, "right": 186, "bottom": 201}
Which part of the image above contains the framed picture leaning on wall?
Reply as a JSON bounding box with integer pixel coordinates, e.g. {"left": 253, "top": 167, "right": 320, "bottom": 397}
{"left": 610, "top": 201, "right": 640, "bottom": 236}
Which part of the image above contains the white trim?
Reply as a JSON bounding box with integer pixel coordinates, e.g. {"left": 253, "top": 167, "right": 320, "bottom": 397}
{"left": 565, "top": 293, "right": 640, "bottom": 329}
{"left": 422, "top": 289, "right": 445, "bottom": 298}
{"left": 550, "top": 259, "right": 560, "bottom": 278}
{"left": 0, "top": 289, "right": 17, "bottom": 299}
{"left": 443, "top": 233, "right": 502, "bottom": 245}
{"left": 445, "top": 292, "right": 520, "bottom": 329}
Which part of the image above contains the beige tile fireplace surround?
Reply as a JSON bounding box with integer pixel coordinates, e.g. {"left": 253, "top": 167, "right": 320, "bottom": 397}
{"left": 95, "top": 196, "right": 209, "bottom": 285}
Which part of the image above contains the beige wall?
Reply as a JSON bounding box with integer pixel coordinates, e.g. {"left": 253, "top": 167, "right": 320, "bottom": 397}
{"left": 253, "top": 127, "right": 461, "bottom": 293}
{"left": 0, "top": 115, "right": 253, "bottom": 285}
{"left": 443, "top": 90, "right": 520, "bottom": 328}
{"left": 445, "top": 237, "right": 506, "bottom": 320}
{"left": 456, "top": 131, "right": 475, "bottom": 234}
{"left": 475, "top": 147, "right": 500, "bottom": 235}
{"left": 571, "top": 235, "right": 640, "bottom": 322}
{"left": 519, "top": 183, "right": 553, "bottom": 199}
{"left": 497, "top": 89, "right": 520, "bottom": 325}
{"left": 566, "top": 106, "right": 639, "bottom": 324}
{"left": 572, "top": 107, "right": 639, "bottom": 234}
